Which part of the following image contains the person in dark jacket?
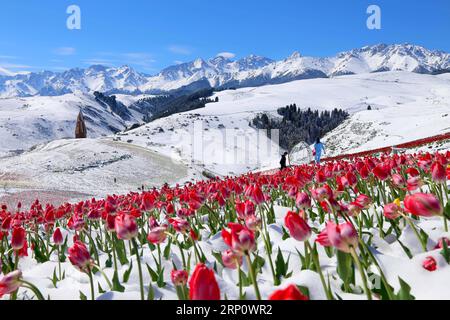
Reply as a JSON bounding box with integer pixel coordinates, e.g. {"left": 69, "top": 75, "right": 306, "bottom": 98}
{"left": 280, "top": 152, "right": 289, "bottom": 170}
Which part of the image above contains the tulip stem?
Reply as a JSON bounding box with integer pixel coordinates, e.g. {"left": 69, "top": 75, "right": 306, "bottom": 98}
{"left": 87, "top": 268, "right": 95, "bottom": 300}
{"left": 236, "top": 263, "right": 243, "bottom": 299}
{"left": 245, "top": 253, "right": 261, "bottom": 300}
{"left": 305, "top": 241, "right": 333, "bottom": 300}
{"left": 57, "top": 246, "right": 62, "bottom": 280}
{"left": 131, "top": 238, "right": 145, "bottom": 300}
{"left": 20, "top": 280, "right": 45, "bottom": 300}
{"left": 349, "top": 247, "right": 372, "bottom": 300}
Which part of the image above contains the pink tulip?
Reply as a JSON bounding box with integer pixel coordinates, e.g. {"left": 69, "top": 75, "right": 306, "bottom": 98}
{"left": 404, "top": 193, "right": 443, "bottom": 217}
{"left": 115, "top": 214, "right": 138, "bottom": 240}
{"left": 0, "top": 270, "right": 22, "bottom": 298}
{"left": 221, "top": 249, "right": 242, "bottom": 269}
{"left": 325, "top": 221, "right": 358, "bottom": 253}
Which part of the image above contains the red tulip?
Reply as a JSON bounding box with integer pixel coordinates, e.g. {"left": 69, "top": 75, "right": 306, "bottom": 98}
{"left": 189, "top": 263, "right": 220, "bottom": 300}
{"left": 115, "top": 214, "right": 138, "bottom": 240}
{"left": 269, "top": 284, "right": 309, "bottom": 300}
{"left": 250, "top": 185, "right": 265, "bottom": 205}
{"left": 0, "top": 270, "right": 22, "bottom": 298}
{"left": 284, "top": 211, "right": 311, "bottom": 241}
{"left": 352, "top": 194, "right": 372, "bottom": 209}
{"left": 11, "top": 227, "right": 26, "bottom": 251}
{"left": 68, "top": 241, "right": 92, "bottom": 272}
{"left": 404, "top": 193, "right": 443, "bottom": 217}
{"left": 168, "top": 217, "right": 190, "bottom": 234}
{"left": 373, "top": 163, "right": 390, "bottom": 180}
{"left": 325, "top": 221, "right": 358, "bottom": 253}
{"left": 315, "top": 228, "right": 331, "bottom": 247}
{"left": 52, "top": 227, "right": 64, "bottom": 245}
{"left": 422, "top": 256, "right": 437, "bottom": 272}
{"left": 105, "top": 214, "right": 116, "bottom": 232}
{"left": 171, "top": 269, "right": 189, "bottom": 286}
{"left": 431, "top": 162, "right": 446, "bottom": 183}
{"left": 221, "top": 223, "right": 255, "bottom": 254}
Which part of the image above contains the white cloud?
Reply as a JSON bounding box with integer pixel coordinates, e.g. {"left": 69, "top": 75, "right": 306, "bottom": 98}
{"left": 54, "top": 47, "right": 76, "bottom": 56}
{"left": 168, "top": 45, "right": 192, "bottom": 55}
{"left": 216, "top": 52, "right": 236, "bottom": 59}
{"left": 174, "top": 60, "right": 184, "bottom": 65}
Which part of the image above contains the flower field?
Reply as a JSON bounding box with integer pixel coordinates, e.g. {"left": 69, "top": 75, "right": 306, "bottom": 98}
{"left": 0, "top": 150, "right": 450, "bottom": 300}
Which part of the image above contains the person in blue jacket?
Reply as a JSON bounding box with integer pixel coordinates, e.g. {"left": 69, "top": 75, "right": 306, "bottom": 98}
{"left": 314, "top": 138, "right": 326, "bottom": 164}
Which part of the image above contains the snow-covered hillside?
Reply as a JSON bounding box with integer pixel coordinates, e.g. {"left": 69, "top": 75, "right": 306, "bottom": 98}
{"left": 0, "top": 44, "right": 448, "bottom": 98}
{"left": 0, "top": 138, "right": 189, "bottom": 207}
{"left": 0, "top": 93, "right": 146, "bottom": 157}
{"left": 119, "top": 71, "right": 450, "bottom": 176}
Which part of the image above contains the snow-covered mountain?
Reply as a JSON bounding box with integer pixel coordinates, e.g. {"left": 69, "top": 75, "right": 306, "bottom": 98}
{"left": 0, "top": 44, "right": 448, "bottom": 98}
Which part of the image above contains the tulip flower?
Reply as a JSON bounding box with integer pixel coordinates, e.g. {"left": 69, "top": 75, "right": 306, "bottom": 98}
{"left": 147, "top": 226, "right": 167, "bottom": 244}
{"left": 422, "top": 256, "right": 437, "bottom": 272}
{"left": 295, "top": 192, "right": 311, "bottom": 209}
{"left": 352, "top": 194, "right": 372, "bottom": 209}
{"left": 245, "top": 215, "right": 261, "bottom": 231}
{"left": 383, "top": 203, "right": 402, "bottom": 220}
{"left": 221, "top": 223, "right": 255, "bottom": 254}
{"left": 325, "top": 222, "right": 358, "bottom": 253}
{"left": 284, "top": 211, "right": 311, "bottom": 242}
{"left": 168, "top": 217, "right": 190, "bottom": 234}
{"left": 11, "top": 227, "right": 26, "bottom": 251}
{"left": 431, "top": 162, "right": 446, "bottom": 183}
{"left": 68, "top": 241, "right": 92, "bottom": 273}
{"left": 171, "top": 269, "right": 189, "bottom": 286}
{"left": 52, "top": 227, "right": 64, "bottom": 245}
{"left": 188, "top": 263, "right": 220, "bottom": 300}
{"left": 221, "top": 249, "right": 243, "bottom": 269}
{"left": 391, "top": 173, "right": 406, "bottom": 188}
{"left": 268, "top": 284, "right": 309, "bottom": 300}
{"left": 0, "top": 270, "right": 22, "bottom": 298}
{"left": 115, "top": 214, "right": 138, "bottom": 240}
{"left": 404, "top": 193, "right": 443, "bottom": 217}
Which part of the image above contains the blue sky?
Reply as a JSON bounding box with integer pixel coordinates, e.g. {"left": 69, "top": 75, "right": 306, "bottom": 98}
{"left": 0, "top": 0, "right": 449, "bottom": 74}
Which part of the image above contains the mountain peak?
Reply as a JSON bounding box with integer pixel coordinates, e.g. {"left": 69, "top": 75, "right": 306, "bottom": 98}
{"left": 0, "top": 43, "right": 448, "bottom": 98}
{"left": 287, "top": 51, "right": 302, "bottom": 60}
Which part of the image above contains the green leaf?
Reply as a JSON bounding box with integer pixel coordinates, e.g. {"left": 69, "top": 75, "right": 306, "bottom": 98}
{"left": 147, "top": 283, "right": 155, "bottom": 300}
{"left": 98, "top": 282, "right": 106, "bottom": 294}
{"left": 395, "top": 277, "right": 415, "bottom": 300}
{"left": 440, "top": 239, "right": 450, "bottom": 264}
{"left": 122, "top": 261, "right": 133, "bottom": 283}
{"left": 105, "top": 253, "right": 113, "bottom": 268}
{"left": 79, "top": 291, "right": 87, "bottom": 300}
{"left": 211, "top": 251, "right": 224, "bottom": 267}
{"left": 275, "top": 248, "right": 290, "bottom": 280}
{"left": 396, "top": 239, "right": 413, "bottom": 259}
{"left": 296, "top": 285, "right": 310, "bottom": 299}
{"left": 443, "top": 203, "right": 450, "bottom": 220}
{"left": 112, "top": 270, "right": 125, "bottom": 292}
{"left": 163, "top": 238, "right": 172, "bottom": 260}
{"left": 281, "top": 227, "right": 290, "bottom": 241}
{"left": 146, "top": 263, "right": 158, "bottom": 282}
{"left": 336, "top": 250, "right": 354, "bottom": 289}
{"left": 115, "top": 239, "right": 129, "bottom": 265}
{"left": 32, "top": 240, "right": 48, "bottom": 263}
